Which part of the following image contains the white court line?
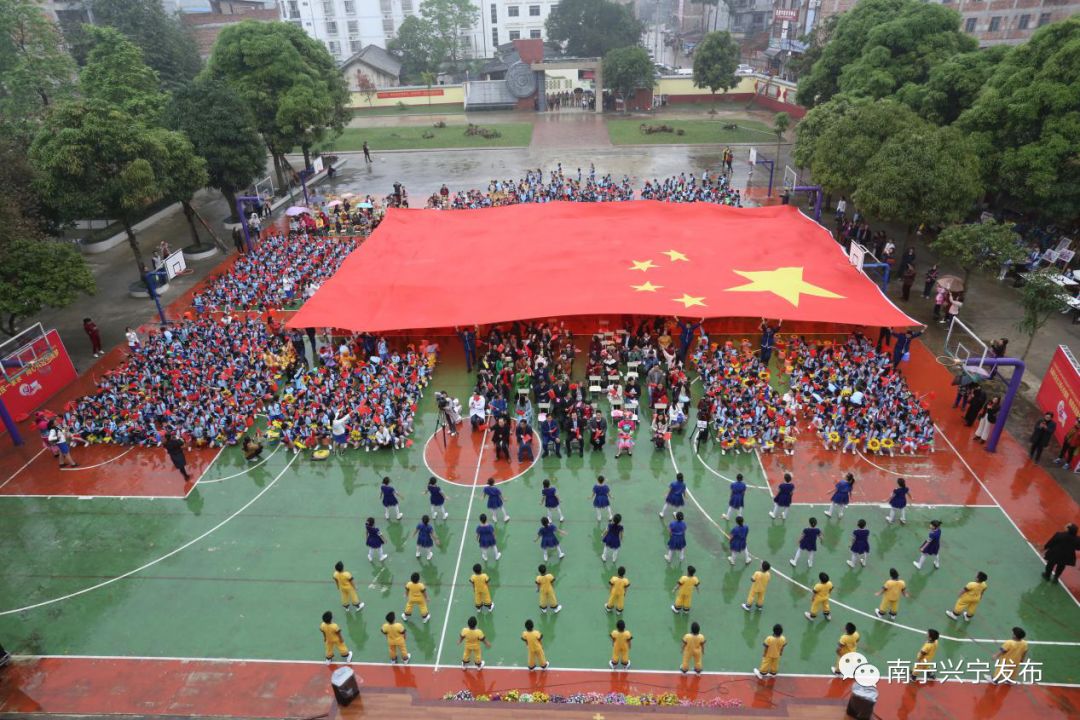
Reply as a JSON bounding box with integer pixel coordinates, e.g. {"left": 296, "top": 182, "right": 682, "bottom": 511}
{"left": 934, "top": 423, "right": 1080, "bottom": 610}
{"left": 855, "top": 449, "right": 934, "bottom": 479}
{"left": 0, "top": 493, "right": 194, "bottom": 500}
{"left": 9, "top": 653, "right": 1080, "bottom": 687}
{"left": 12, "top": 653, "right": 1080, "bottom": 687}
{"left": 197, "top": 446, "right": 280, "bottom": 485}
{"left": 0, "top": 448, "right": 46, "bottom": 491}
{"left": 754, "top": 448, "right": 775, "bottom": 496}
{"left": 791, "top": 503, "right": 998, "bottom": 509}
{"left": 0, "top": 453, "right": 299, "bottom": 617}
{"left": 421, "top": 430, "right": 537, "bottom": 487}
{"left": 692, "top": 444, "right": 770, "bottom": 490}
{"left": 433, "top": 427, "right": 487, "bottom": 670}
{"left": 669, "top": 440, "right": 1080, "bottom": 648}
{"left": 57, "top": 446, "right": 135, "bottom": 472}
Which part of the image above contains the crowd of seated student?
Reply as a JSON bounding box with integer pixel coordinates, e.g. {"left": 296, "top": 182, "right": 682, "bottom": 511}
{"left": 640, "top": 172, "right": 742, "bottom": 206}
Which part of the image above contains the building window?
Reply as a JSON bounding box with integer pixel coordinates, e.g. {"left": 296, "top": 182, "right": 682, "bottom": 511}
{"left": 401, "top": 0, "right": 413, "bottom": 12}
{"left": 1018, "top": 14, "right": 1030, "bottom": 29}
{"left": 344, "top": 0, "right": 354, "bottom": 12}
{"left": 964, "top": 17, "right": 976, "bottom": 32}
{"left": 529, "top": 4, "right": 540, "bottom": 15}
{"left": 350, "top": 38, "right": 362, "bottom": 52}
{"left": 348, "top": 19, "right": 358, "bottom": 32}
{"left": 508, "top": 6, "right": 519, "bottom": 16}
{"left": 1037, "top": 12, "right": 1051, "bottom": 26}
{"left": 989, "top": 16, "right": 1001, "bottom": 31}
{"left": 509, "top": 30, "right": 520, "bottom": 39}
{"left": 491, "top": 27, "right": 498, "bottom": 45}
{"left": 328, "top": 40, "right": 340, "bottom": 54}
{"left": 530, "top": 28, "right": 541, "bottom": 38}
{"left": 382, "top": 17, "right": 394, "bottom": 32}
{"left": 287, "top": 0, "right": 299, "bottom": 18}
{"left": 322, "top": 0, "right": 332, "bottom": 14}
{"left": 326, "top": 20, "right": 338, "bottom": 33}
{"left": 491, "top": 3, "right": 497, "bottom": 23}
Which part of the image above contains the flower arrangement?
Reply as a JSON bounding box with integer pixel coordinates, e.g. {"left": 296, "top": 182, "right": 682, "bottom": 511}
{"left": 442, "top": 689, "right": 741, "bottom": 709}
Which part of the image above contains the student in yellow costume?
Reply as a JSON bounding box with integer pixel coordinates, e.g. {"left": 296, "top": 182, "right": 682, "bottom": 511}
{"left": 913, "top": 628, "right": 939, "bottom": 682}
{"left": 832, "top": 622, "right": 860, "bottom": 675}
{"left": 536, "top": 564, "right": 562, "bottom": 613}
{"left": 609, "top": 619, "right": 632, "bottom": 669}
{"left": 332, "top": 561, "right": 364, "bottom": 612}
{"left": 946, "top": 571, "right": 988, "bottom": 622}
{"left": 605, "top": 566, "right": 630, "bottom": 614}
{"left": 380, "top": 611, "right": 409, "bottom": 664}
{"left": 458, "top": 615, "right": 490, "bottom": 668}
{"left": 742, "top": 561, "right": 771, "bottom": 611}
{"left": 991, "top": 626, "right": 1029, "bottom": 685}
{"left": 403, "top": 571, "right": 430, "bottom": 622}
{"left": 470, "top": 563, "right": 493, "bottom": 612}
{"left": 672, "top": 565, "right": 700, "bottom": 614}
{"left": 753, "top": 624, "right": 786, "bottom": 679}
{"left": 805, "top": 571, "right": 833, "bottom": 621}
{"left": 874, "top": 567, "right": 911, "bottom": 619}
{"left": 680, "top": 621, "right": 706, "bottom": 674}
{"left": 521, "top": 619, "right": 549, "bottom": 670}
{"left": 319, "top": 610, "right": 352, "bottom": 664}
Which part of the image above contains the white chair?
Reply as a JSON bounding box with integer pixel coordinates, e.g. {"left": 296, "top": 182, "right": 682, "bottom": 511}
{"left": 517, "top": 387, "right": 530, "bottom": 397}
{"left": 626, "top": 371, "right": 639, "bottom": 383}
{"left": 538, "top": 401, "right": 551, "bottom": 412}
{"left": 654, "top": 402, "right": 669, "bottom": 413}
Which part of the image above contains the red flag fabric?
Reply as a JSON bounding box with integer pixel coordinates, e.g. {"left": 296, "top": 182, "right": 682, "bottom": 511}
{"left": 287, "top": 201, "right": 918, "bottom": 332}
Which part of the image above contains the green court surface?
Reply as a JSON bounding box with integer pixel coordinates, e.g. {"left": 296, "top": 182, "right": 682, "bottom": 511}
{"left": 1, "top": 359, "right": 1078, "bottom": 685}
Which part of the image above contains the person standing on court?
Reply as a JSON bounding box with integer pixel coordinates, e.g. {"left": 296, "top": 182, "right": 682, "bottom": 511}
{"left": 1042, "top": 523, "right": 1078, "bottom": 583}
{"left": 83, "top": 317, "right": 103, "bottom": 357}
{"left": 363, "top": 141, "right": 373, "bottom": 163}
{"left": 163, "top": 432, "right": 190, "bottom": 481}
{"left": 891, "top": 329, "right": 922, "bottom": 368}
{"left": 456, "top": 326, "right": 477, "bottom": 372}
{"left": 1029, "top": 412, "right": 1056, "bottom": 463}
{"left": 759, "top": 319, "right": 781, "bottom": 367}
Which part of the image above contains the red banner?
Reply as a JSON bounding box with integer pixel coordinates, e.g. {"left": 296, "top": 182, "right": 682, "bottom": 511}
{"left": 0, "top": 329, "right": 78, "bottom": 424}
{"left": 1036, "top": 345, "right": 1080, "bottom": 444}
{"left": 376, "top": 88, "right": 445, "bottom": 99}
{"left": 774, "top": 9, "right": 798, "bottom": 21}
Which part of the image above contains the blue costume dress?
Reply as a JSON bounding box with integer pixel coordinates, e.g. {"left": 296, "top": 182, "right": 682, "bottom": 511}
{"left": 484, "top": 485, "right": 503, "bottom": 509}
{"left": 542, "top": 486, "right": 560, "bottom": 508}
{"left": 922, "top": 528, "right": 941, "bottom": 556}
{"left": 831, "top": 480, "right": 853, "bottom": 506}
{"left": 667, "top": 519, "right": 687, "bottom": 550}
{"left": 774, "top": 481, "right": 795, "bottom": 508}
{"left": 851, "top": 528, "right": 870, "bottom": 555}
{"left": 729, "top": 524, "right": 749, "bottom": 551}
{"left": 665, "top": 480, "right": 686, "bottom": 508}
{"left": 366, "top": 525, "right": 384, "bottom": 548}
{"left": 799, "top": 526, "right": 822, "bottom": 551}
{"left": 889, "top": 487, "right": 909, "bottom": 509}
{"left": 381, "top": 484, "right": 399, "bottom": 508}
{"left": 728, "top": 480, "right": 746, "bottom": 510}
{"left": 428, "top": 484, "right": 446, "bottom": 508}
{"left": 602, "top": 522, "right": 623, "bottom": 549}
{"left": 538, "top": 524, "right": 560, "bottom": 548}
{"left": 476, "top": 523, "right": 497, "bottom": 548}
{"left": 592, "top": 484, "right": 611, "bottom": 508}
{"left": 417, "top": 522, "right": 435, "bottom": 548}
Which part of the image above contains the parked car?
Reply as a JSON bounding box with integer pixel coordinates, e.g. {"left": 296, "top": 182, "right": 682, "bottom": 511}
{"left": 735, "top": 64, "right": 755, "bottom": 76}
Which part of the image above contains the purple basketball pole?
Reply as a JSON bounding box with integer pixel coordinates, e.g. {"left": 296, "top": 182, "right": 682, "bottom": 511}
{"left": 236, "top": 195, "right": 261, "bottom": 252}
{"left": 0, "top": 397, "right": 23, "bottom": 446}
{"left": 794, "top": 185, "right": 823, "bottom": 223}
{"left": 965, "top": 357, "right": 1024, "bottom": 453}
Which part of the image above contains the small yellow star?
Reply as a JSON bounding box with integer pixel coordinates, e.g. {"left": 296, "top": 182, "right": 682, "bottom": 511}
{"left": 674, "top": 293, "right": 707, "bottom": 308}
{"left": 724, "top": 267, "right": 844, "bottom": 307}
{"left": 662, "top": 249, "right": 689, "bottom": 262}
{"left": 629, "top": 259, "right": 656, "bottom": 272}
{"left": 632, "top": 281, "right": 663, "bottom": 292}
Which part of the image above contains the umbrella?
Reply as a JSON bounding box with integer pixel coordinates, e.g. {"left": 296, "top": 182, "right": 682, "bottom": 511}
{"left": 936, "top": 275, "right": 965, "bottom": 292}
{"left": 356, "top": 202, "right": 373, "bottom": 209}
{"left": 325, "top": 200, "right": 342, "bottom": 208}
{"left": 285, "top": 206, "right": 310, "bottom": 216}
{"left": 341, "top": 192, "right": 357, "bottom": 199}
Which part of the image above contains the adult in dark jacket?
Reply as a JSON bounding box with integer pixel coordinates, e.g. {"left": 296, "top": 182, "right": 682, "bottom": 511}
{"left": 891, "top": 329, "right": 923, "bottom": 368}
{"left": 963, "top": 385, "right": 987, "bottom": 427}
{"left": 1029, "top": 412, "right": 1057, "bottom": 462}
{"left": 163, "top": 433, "right": 190, "bottom": 481}
{"left": 1043, "top": 523, "right": 1078, "bottom": 583}
{"left": 491, "top": 416, "right": 511, "bottom": 461}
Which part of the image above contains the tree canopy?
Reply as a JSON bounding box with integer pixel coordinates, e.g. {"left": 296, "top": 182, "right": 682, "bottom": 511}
{"left": 546, "top": 0, "right": 644, "bottom": 58}
{"left": 0, "top": 0, "right": 77, "bottom": 131}
{"left": 691, "top": 31, "right": 739, "bottom": 97}
{"left": 80, "top": 25, "right": 166, "bottom": 121}
{"left": 419, "top": 0, "right": 477, "bottom": 68}
{"left": 929, "top": 221, "right": 1025, "bottom": 285}
{"left": 895, "top": 46, "right": 1007, "bottom": 125}
{"left": 0, "top": 237, "right": 95, "bottom": 337}
{"left": 82, "top": 0, "right": 201, "bottom": 90}
{"left": 389, "top": 15, "right": 442, "bottom": 83}
{"left": 959, "top": 18, "right": 1080, "bottom": 222}
{"left": 796, "top": 0, "right": 975, "bottom": 108}
{"left": 602, "top": 46, "right": 654, "bottom": 106}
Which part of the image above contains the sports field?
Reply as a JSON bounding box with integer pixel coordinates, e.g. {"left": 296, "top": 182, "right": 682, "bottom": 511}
{"left": 2, "top": 340, "right": 1078, "bottom": 700}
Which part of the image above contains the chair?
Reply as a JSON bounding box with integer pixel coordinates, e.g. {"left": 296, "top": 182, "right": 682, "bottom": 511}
{"left": 626, "top": 371, "right": 639, "bottom": 383}
{"left": 538, "top": 401, "right": 551, "bottom": 412}
{"left": 654, "top": 402, "right": 669, "bottom": 413}
{"left": 517, "top": 388, "right": 530, "bottom": 397}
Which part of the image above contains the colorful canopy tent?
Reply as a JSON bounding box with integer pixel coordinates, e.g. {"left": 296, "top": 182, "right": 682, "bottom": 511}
{"left": 288, "top": 201, "right": 918, "bottom": 332}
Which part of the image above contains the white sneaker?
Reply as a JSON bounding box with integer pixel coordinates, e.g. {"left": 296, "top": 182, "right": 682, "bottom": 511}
{"left": 554, "top": 604, "right": 562, "bottom": 613}
{"left": 945, "top": 610, "right": 958, "bottom": 620}
{"left": 422, "top": 614, "right": 430, "bottom": 623}
{"left": 403, "top": 654, "right": 411, "bottom": 665}
{"left": 804, "top": 611, "right": 814, "bottom": 621}
{"left": 728, "top": 556, "right": 735, "bottom": 565}
{"left": 346, "top": 651, "right": 353, "bottom": 663}
{"left": 741, "top": 603, "right": 752, "bottom": 612}
{"left": 356, "top": 602, "right": 365, "bottom": 611}
{"left": 495, "top": 552, "right": 502, "bottom": 560}
{"left": 789, "top": 559, "right": 797, "bottom": 567}
{"left": 753, "top": 668, "right": 763, "bottom": 679}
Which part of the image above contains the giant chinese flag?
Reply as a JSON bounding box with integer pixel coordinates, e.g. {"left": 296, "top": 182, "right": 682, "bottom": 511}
{"left": 288, "top": 201, "right": 917, "bottom": 332}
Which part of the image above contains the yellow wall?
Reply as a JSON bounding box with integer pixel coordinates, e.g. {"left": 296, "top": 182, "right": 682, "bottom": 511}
{"left": 351, "top": 84, "right": 465, "bottom": 109}
{"left": 655, "top": 75, "right": 757, "bottom": 96}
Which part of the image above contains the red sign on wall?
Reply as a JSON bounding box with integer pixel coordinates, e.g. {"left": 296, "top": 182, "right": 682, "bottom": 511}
{"left": 0, "top": 329, "right": 77, "bottom": 423}
{"left": 376, "top": 88, "right": 446, "bottom": 99}
{"left": 1036, "top": 345, "right": 1080, "bottom": 444}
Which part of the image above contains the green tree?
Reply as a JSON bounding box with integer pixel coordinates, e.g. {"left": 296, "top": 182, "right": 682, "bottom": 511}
{"left": 796, "top": 0, "right": 974, "bottom": 108}
{"left": 389, "top": 15, "right": 441, "bottom": 84}
{"left": 169, "top": 77, "right": 268, "bottom": 224}
{"left": 894, "top": 46, "right": 1007, "bottom": 125}
{"left": 1016, "top": 269, "right": 1070, "bottom": 360}
{"left": 156, "top": 128, "right": 208, "bottom": 250}
{"left": 959, "top": 18, "right": 1080, "bottom": 223}
{"left": 793, "top": 96, "right": 923, "bottom": 197}
{"left": 205, "top": 21, "right": 349, "bottom": 190}
{"left": 929, "top": 221, "right": 1025, "bottom": 286}
{"left": 0, "top": 237, "right": 96, "bottom": 336}
{"left": 82, "top": 0, "right": 201, "bottom": 90}
{"left": 691, "top": 31, "right": 739, "bottom": 106}
{"left": 602, "top": 46, "right": 653, "bottom": 112}
{"left": 0, "top": 0, "right": 78, "bottom": 130}
{"left": 789, "top": 14, "right": 838, "bottom": 80}
{"left": 80, "top": 25, "right": 166, "bottom": 121}
{"left": 546, "top": 0, "right": 644, "bottom": 57}
{"left": 420, "top": 70, "right": 437, "bottom": 108}
{"left": 772, "top": 111, "right": 790, "bottom": 170}
{"left": 419, "top": 0, "right": 477, "bottom": 69}
{"left": 853, "top": 124, "right": 982, "bottom": 231}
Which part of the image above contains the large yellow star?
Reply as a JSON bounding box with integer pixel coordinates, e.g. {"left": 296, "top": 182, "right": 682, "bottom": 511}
{"left": 630, "top": 259, "right": 656, "bottom": 272}
{"left": 632, "top": 281, "right": 663, "bottom": 292}
{"left": 662, "top": 249, "right": 689, "bottom": 262}
{"left": 674, "top": 293, "right": 707, "bottom": 308}
{"left": 724, "top": 267, "right": 844, "bottom": 307}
